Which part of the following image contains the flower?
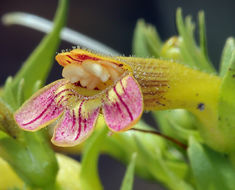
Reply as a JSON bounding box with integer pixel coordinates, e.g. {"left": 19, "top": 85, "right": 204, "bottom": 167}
{"left": 14, "top": 48, "right": 221, "bottom": 149}
{"left": 14, "top": 49, "right": 143, "bottom": 146}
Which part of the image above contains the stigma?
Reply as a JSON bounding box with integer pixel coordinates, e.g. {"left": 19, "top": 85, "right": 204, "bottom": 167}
{"left": 62, "top": 60, "right": 123, "bottom": 90}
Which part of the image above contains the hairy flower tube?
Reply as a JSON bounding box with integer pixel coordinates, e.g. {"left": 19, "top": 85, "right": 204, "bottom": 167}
{"left": 15, "top": 49, "right": 221, "bottom": 149}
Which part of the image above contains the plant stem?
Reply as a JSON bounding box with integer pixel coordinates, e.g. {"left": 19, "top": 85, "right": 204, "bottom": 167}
{"left": 130, "top": 128, "right": 187, "bottom": 150}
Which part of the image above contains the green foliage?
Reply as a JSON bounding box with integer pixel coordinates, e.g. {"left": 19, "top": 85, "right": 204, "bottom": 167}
{"left": 131, "top": 6, "right": 235, "bottom": 190}
{"left": 120, "top": 153, "right": 137, "bottom": 190}
{"left": 132, "top": 19, "right": 162, "bottom": 58}
{"left": 0, "top": 131, "right": 58, "bottom": 188}
{"left": 176, "top": 8, "right": 215, "bottom": 73}
{"left": 103, "top": 121, "right": 193, "bottom": 190}
{"left": 2, "top": 0, "right": 68, "bottom": 106}
{"left": 0, "top": 98, "right": 21, "bottom": 138}
{"left": 80, "top": 126, "right": 108, "bottom": 190}
{"left": 220, "top": 37, "right": 235, "bottom": 77}
{"left": 198, "top": 11, "right": 209, "bottom": 60}
{"left": 188, "top": 137, "right": 235, "bottom": 190}
{"left": 154, "top": 110, "right": 202, "bottom": 144}
{"left": 134, "top": 133, "right": 193, "bottom": 190}
{"left": 0, "top": 0, "right": 68, "bottom": 188}
{"left": 2, "top": 77, "right": 18, "bottom": 110}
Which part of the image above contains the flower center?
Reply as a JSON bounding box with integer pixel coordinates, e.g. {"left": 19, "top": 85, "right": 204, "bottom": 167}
{"left": 62, "top": 60, "right": 124, "bottom": 90}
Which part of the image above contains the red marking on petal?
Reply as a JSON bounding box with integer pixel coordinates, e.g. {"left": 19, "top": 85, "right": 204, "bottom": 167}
{"left": 76, "top": 54, "right": 100, "bottom": 62}
{"left": 113, "top": 86, "right": 133, "bottom": 121}
{"left": 14, "top": 80, "right": 67, "bottom": 131}
{"left": 103, "top": 75, "right": 143, "bottom": 132}
{"left": 52, "top": 100, "right": 101, "bottom": 146}
{"left": 66, "top": 55, "right": 81, "bottom": 62}
{"left": 56, "top": 50, "right": 121, "bottom": 67}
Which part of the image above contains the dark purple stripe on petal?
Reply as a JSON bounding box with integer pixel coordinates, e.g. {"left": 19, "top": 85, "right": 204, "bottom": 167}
{"left": 22, "top": 99, "right": 54, "bottom": 126}
{"left": 74, "top": 100, "right": 85, "bottom": 141}
{"left": 21, "top": 88, "right": 71, "bottom": 126}
{"left": 102, "top": 75, "right": 143, "bottom": 132}
{"left": 113, "top": 86, "right": 133, "bottom": 121}
{"left": 54, "top": 88, "right": 72, "bottom": 98}
{"left": 120, "top": 79, "right": 130, "bottom": 98}
{"left": 72, "top": 109, "right": 76, "bottom": 133}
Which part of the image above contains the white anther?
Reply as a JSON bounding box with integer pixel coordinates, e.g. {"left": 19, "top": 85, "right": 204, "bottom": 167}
{"left": 62, "top": 60, "right": 123, "bottom": 90}
{"left": 107, "top": 67, "right": 120, "bottom": 81}
{"left": 99, "top": 67, "right": 110, "bottom": 82}
{"left": 87, "top": 79, "right": 99, "bottom": 90}
{"left": 80, "top": 78, "right": 90, "bottom": 87}
{"left": 97, "top": 60, "right": 123, "bottom": 73}
{"left": 62, "top": 64, "right": 89, "bottom": 83}
{"left": 83, "top": 60, "right": 110, "bottom": 82}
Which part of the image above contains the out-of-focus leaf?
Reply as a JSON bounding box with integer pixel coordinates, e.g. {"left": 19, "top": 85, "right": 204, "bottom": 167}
{"left": 132, "top": 19, "right": 162, "bottom": 58}
{"left": 2, "top": 77, "right": 17, "bottom": 110}
{"left": 3, "top": 0, "right": 68, "bottom": 101}
{"left": 32, "top": 80, "right": 42, "bottom": 94}
{"left": 80, "top": 119, "right": 107, "bottom": 190}
{"left": 165, "top": 160, "right": 188, "bottom": 180}
{"left": 220, "top": 37, "right": 235, "bottom": 77}
{"left": 198, "top": 11, "right": 209, "bottom": 60}
{"left": 176, "top": 8, "right": 215, "bottom": 73}
{"left": 120, "top": 152, "right": 137, "bottom": 190}
{"left": 0, "top": 154, "right": 81, "bottom": 190}
{"left": 0, "top": 131, "right": 58, "bottom": 188}
{"left": 0, "top": 131, "right": 9, "bottom": 140}
{"left": 188, "top": 137, "right": 235, "bottom": 190}
{"left": 103, "top": 120, "right": 167, "bottom": 180}
{"left": 160, "top": 36, "right": 183, "bottom": 61}
{"left": 153, "top": 111, "right": 201, "bottom": 144}
{"left": 0, "top": 98, "right": 21, "bottom": 138}
{"left": 218, "top": 52, "right": 235, "bottom": 152}
{"left": 134, "top": 135, "right": 193, "bottom": 190}
{"left": 55, "top": 154, "right": 81, "bottom": 190}
{"left": 16, "top": 79, "right": 24, "bottom": 108}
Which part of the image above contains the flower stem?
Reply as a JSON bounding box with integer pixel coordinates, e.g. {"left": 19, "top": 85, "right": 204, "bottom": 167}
{"left": 130, "top": 128, "right": 187, "bottom": 150}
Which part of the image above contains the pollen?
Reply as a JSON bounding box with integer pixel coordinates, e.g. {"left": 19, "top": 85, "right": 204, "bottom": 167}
{"left": 62, "top": 60, "right": 123, "bottom": 90}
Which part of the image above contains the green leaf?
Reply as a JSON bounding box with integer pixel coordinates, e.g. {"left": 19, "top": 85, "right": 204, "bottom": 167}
{"left": 132, "top": 19, "right": 162, "bottom": 58}
{"left": 188, "top": 137, "right": 235, "bottom": 190}
{"left": 0, "top": 96, "right": 58, "bottom": 188}
{"left": 2, "top": 77, "right": 17, "bottom": 110}
{"left": 134, "top": 135, "right": 193, "bottom": 190}
{"left": 219, "top": 37, "right": 235, "bottom": 77}
{"left": 0, "top": 131, "right": 58, "bottom": 188}
{"left": 16, "top": 79, "right": 24, "bottom": 108}
{"left": 32, "top": 80, "right": 42, "bottom": 94}
{"left": 198, "top": 11, "right": 209, "bottom": 60}
{"left": 3, "top": 0, "right": 68, "bottom": 101}
{"left": 0, "top": 98, "right": 21, "bottom": 138}
{"left": 0, "top": 131, "right": 9, "bottom": 140}
{"left": 80, "top": 126, "right": 108, "bottom": 190}
{"left": 153, "top": 110, "right": 202, "bottom": 144}
{"left": 218, "top": 52, "right": 235, "bottom": 152}
{"left": 176, "top": 8, "right": 215, "bottom": 73}
{"left": 120, "top": 152, "right": 137, "bottom": 190}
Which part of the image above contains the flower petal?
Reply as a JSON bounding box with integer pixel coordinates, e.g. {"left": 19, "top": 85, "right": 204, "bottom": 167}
{"left": 14, "top": 80, "right": 67, "bottom": 131}
{"left": 52, "top": 99, "right": 101, "bottom": 146}
{"left": 102, "top": 74, "right": 143, "bottom": 132}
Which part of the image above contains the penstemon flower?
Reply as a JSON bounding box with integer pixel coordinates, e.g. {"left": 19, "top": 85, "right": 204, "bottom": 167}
{"left": 14, "top": 48, "right": 220, "bottom": 147}
{"left": 14, "top": 49, "right": 144, "bottom": 146}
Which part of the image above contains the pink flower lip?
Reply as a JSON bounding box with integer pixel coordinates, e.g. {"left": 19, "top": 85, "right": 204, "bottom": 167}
{"left": 14, "top": 74, "right": 143, "bottom": 147}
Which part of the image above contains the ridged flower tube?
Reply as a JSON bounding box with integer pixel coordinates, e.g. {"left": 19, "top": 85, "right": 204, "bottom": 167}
{"left": 14, "top": 49, "right": 221, "bottom": 149}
